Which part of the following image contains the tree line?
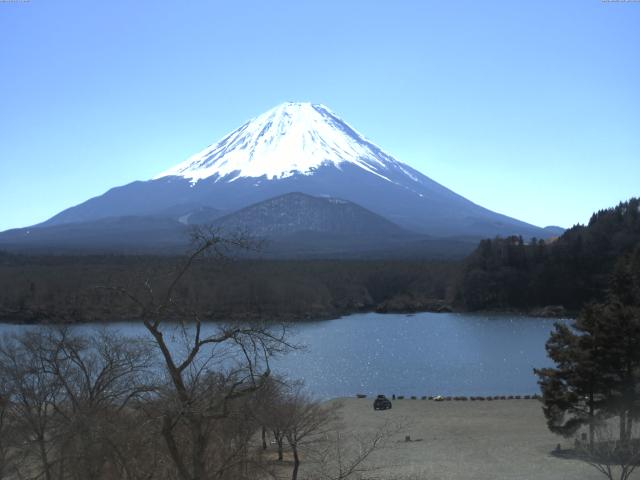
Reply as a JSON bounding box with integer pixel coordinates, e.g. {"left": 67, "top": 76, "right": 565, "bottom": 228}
{"left": 0, "top": 254, "right": 458, "bottom": 324}
{"left": 456, "top": 198, "right": 640, "bottom": 313}
{"left": 1, "top": 197, "right": 639, "bottom": 324}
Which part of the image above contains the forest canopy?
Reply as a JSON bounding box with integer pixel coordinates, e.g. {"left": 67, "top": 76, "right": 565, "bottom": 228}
{"left": 456, "top": 198, "right": 640, "bottom": 313}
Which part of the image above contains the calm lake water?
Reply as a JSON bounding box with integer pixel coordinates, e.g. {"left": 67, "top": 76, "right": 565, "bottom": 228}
{"left": 0, "top": 312, "right": 566, "bottom": 399}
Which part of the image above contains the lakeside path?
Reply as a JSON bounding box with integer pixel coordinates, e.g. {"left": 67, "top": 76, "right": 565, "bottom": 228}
{"left": 329, "top": 398, "right": 603, "bottom": 480}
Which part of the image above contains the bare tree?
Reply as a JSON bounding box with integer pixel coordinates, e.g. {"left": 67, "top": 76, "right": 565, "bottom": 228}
{"left": 0, "top": 376, "right": 15, "bottom": 480}
{"left": 281, "top": 386, "right": 337, "bottom": 480}
{"left": 575, "top": 423, "right": 640, "bottom": 480}
{"left": 106, "top": 227, "right": 293, "bottom": 480}
{"left": 40, "top": 328, "right": 156, "bottom": 480}
{"left": 251, "top": 376, "right": 288, "bottom": 459}
{"left": 0, "top": 330, "right": 63, "bottom": 480}
{"left": 0, "top": 228, "right": 296, "bottom": 480}
{"left": 0, "top": 328, "right": 158, "bottom": 480}
{"left": 308, "top": 419, "right": 404, "bottom": 480}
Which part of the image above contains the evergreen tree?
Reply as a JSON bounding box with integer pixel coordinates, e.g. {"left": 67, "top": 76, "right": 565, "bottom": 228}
{"left": 458, "top": 197, "right": 640, "bottom": 312}
{"left": 536, "top": 261, "right": 640, "bottom": 446}
{"left": 584, "top": 302, "right": 640, "bottom": 443}
{"left": 534, "top": 319, "right": 605, "bottom": 447}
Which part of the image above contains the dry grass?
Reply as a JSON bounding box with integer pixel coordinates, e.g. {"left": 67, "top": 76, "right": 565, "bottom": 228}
{"left": 310, "top": 397, "right": 605, "bottom": 480}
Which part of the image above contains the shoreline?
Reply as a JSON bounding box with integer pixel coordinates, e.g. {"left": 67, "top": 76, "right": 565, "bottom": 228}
{"left": 351, "top": 393, "right": 542, "bottom": 401}
{"left": 0, "top": 305, "right": 574, "bottom": 326}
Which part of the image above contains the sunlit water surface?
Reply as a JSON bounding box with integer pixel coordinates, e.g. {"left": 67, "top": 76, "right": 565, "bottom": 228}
{"left": 0, "top": 312, "right": 566, "bottom": 399}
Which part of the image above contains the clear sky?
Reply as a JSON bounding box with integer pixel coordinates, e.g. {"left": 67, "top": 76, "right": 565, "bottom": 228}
{"left": 1, "top": 0, "right": 638, "bottom": 231}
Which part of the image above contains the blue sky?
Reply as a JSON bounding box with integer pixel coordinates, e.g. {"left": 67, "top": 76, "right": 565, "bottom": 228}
{"left": 1, "top": 0, "right": 638, "bottom": 231}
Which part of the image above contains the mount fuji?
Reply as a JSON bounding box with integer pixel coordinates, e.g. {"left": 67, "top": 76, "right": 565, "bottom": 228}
{"left": 0, "top": 102, "right": 560, "bottom": 255}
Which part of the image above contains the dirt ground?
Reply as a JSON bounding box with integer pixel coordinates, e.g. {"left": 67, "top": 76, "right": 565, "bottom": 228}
{"left": 316, "top": 397, "right": 609, "bottom": 480}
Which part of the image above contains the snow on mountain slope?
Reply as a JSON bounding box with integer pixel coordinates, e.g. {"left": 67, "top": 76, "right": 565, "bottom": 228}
{"left": 154, "top": 102, "right": 416, "bottom": 184}
{"left": 23, "top": 101, "right": 554, "bottom": 242}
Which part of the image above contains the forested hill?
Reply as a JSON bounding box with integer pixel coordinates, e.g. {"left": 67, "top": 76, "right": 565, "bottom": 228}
{"left": 2, "top": 199, "right": 638, "bottom": 323}
{"left": 456, "top": 198, "right": 640, "bottom": 312}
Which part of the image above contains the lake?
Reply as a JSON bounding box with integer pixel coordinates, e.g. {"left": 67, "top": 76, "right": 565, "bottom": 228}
{"left": 0, "top": 312, "right": 566, "bottom": 399}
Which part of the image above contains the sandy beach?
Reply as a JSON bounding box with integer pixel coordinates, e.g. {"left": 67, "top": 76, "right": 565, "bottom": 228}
{"left": 321, "top": 397, "right": 605, "bottom": 480}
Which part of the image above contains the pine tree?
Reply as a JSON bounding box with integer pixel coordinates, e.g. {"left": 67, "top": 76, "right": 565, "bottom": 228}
{"left": 584, "top": 302, "right": 640, "bottom": 443}
{"left": 536, "top": 260, "right": 640, "bottom": 446}
{"left": 534, "top": 319, "right": 605, "bottom": 447}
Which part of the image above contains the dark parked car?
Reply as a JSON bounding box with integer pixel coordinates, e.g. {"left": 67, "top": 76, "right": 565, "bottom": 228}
{"left": 373, "top": 394, "right": 392, "bottom": 410}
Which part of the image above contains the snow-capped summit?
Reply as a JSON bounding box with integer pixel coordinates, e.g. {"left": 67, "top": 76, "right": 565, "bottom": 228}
{"left": 20, "top": 101, "right": 556, "bottom": 246}
{"left": 154, "top": 102, "right": 410, "bottom": 183}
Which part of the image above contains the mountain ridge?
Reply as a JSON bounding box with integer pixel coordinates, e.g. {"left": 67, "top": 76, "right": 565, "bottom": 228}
{"left": 3, "top": 102, "right": 562, "bottom": 255}
{"left": 211, "top": 191, "right": 409, "bottom": 237}
{"left": 0, "top": 192, "right": 479, "bottom": 259}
